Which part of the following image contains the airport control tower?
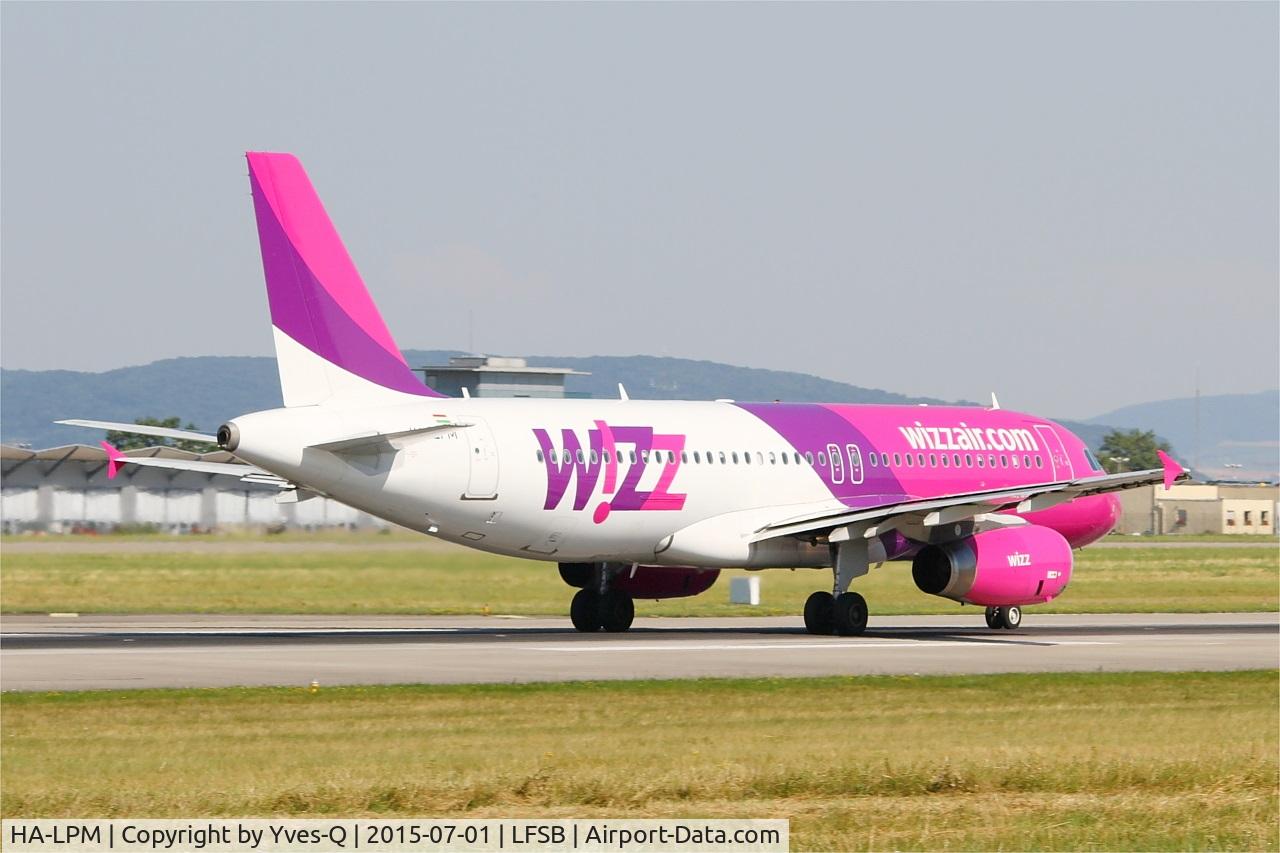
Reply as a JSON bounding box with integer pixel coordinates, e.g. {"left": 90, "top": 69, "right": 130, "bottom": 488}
{"left": 416, "top": 356, "right": 590, "bottom": 399}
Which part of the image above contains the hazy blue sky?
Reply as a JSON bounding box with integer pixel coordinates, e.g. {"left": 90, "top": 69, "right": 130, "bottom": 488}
{"left": 2, "top": 2, "right": 1276, "bottom": 417}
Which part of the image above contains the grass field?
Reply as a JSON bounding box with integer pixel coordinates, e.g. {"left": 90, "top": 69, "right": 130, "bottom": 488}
{"left": 1, "top": 539, "right": 1275, "bottom": 615}
{"left": 2, "top": 671, "right": 1275, "bottom": 850}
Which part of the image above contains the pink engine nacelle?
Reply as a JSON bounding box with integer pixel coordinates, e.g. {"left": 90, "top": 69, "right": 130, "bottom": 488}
{"left": 910, "top": 525, "right": 1073, "bottom": 607}
{"left": 615, "top": 565, "right": 720, "bottom": 600}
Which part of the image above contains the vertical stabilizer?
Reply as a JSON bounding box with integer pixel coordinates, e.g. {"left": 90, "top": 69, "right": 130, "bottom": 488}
{"left": 246, "top": 152, "right": 444, "bottom": 406}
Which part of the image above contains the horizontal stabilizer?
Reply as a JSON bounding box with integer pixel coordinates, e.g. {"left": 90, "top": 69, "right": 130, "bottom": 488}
{"left": 99, "top": 441, "right": 283, "bottom": 484}
{"left": 58, "top": 419, "right": 217, "bottom": 444}
{"left": 308, "top": 421, "right": 468, "bottom": 453}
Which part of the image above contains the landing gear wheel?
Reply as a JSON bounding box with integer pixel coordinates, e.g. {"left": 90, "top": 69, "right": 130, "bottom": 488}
{"left": 984, "top": 606, "right": 1002, "bottom": 630}
{"left": 570, "top": 588, "right": 602, "bottom": 632}
{"left": 833, "top": 592, "right": 868, "bottom": 636}
{"left": 999, "top": 605, "right": 1022, "bottom": 630}
{"left": 803, "top": 591, "right": 835, "bottom": 635}
{"left": 598, "top": 589, "right": 635, "bottom": 633}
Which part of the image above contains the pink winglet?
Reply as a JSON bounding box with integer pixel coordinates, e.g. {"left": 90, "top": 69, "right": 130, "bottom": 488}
{"left": 100, "top": 440, "right": 126, "bottom": 480}
{"left": 1157, "top": 450, "right": 1184, "bottom": 490}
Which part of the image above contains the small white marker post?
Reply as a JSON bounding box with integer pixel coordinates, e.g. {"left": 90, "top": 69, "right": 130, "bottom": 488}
{"left": 729, "top": 576, "right": 760, "bottom": 605}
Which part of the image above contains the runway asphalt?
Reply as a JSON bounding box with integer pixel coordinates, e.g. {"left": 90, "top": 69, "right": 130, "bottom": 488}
{"left": 2, "top": 612, "right": 1275, "bottom": 691}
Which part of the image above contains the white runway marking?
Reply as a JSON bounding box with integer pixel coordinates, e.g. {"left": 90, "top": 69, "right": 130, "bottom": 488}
{"left": 527, "top": 640, "right": 1117, "bottom": 652}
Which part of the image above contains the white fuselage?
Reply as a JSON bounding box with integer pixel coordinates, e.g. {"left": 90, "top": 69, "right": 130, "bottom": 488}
{"left": 229, "top": 397, "right": 843, "bottom": 567}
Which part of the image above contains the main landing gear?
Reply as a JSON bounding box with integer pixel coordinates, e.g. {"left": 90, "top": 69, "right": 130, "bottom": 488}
{"left": 561, "top": 563, "right": 635, "bottom": 633}
{"left": 804, "top": 539, "right": 871, "bottom": 636}
{"left": 984, "top": 605, "right": 1022, "bottom": 630}
{"left": 803, "top": 590, "right": 868, "bottom": 636}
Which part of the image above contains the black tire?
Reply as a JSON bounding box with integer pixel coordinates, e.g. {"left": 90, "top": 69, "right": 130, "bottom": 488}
{"left": 1000, "top": 605, "right": 1022, "bottom": 630}
{"left": 570, "top": 588, "right": 601, "bottom": 632}
{"left": 803, "top": 591, "right": 836, "bottom": 635}
{"left": 834, "top": 592, "right": 869, "bottom": 636}
{"left": 599, "top": 589, "right": 635, "bottom": 633}
{"left": 558, "top": 562, "right": 593, "bottom": 588}
{"left": 984, "top": 606, "right": 1001, "bottom": 630}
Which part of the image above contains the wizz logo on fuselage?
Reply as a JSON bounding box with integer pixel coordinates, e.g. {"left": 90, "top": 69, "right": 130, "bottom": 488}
{"left": 532, "top": 421, "right": 687, "bottom": 524}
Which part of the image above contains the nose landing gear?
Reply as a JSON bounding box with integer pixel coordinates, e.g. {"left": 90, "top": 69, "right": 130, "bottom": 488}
{"left": 984, "top": 605, "right": 1022, "bottom": 630}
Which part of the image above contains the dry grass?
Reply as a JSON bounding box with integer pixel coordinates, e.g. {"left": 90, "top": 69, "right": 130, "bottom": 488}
{"left": 2, "top": 671, "right": 1276, "bottom": 850}
{"left": 1, "top": 542, "right": 1275, "bottom": 616}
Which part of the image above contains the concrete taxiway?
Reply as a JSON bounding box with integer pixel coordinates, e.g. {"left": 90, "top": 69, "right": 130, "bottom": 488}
{"left": 2, "top": 612, "right": 1275, "bottom": 691}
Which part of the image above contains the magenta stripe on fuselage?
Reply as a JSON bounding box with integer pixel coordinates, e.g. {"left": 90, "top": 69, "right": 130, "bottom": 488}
{"left": 737, "top": 402, "right": 1077, "bottom": 504}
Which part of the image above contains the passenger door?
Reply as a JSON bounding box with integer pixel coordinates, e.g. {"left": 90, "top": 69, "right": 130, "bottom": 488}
{"left": 464, "top": 419, "right": 500, "bottom": 499}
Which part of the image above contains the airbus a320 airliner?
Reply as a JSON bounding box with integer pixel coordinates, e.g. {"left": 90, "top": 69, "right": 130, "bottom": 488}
{"left": 62, "top": 152, "right": 1188, "bottom": 635}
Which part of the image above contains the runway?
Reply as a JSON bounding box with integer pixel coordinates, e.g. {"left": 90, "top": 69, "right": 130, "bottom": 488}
{"left": 2, "top": 612, "right": 1275, "bottom": 691}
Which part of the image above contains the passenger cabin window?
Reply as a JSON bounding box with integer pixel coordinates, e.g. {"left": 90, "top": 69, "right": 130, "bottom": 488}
{"left": 881, "top": 453, "right": 889, "bottom": 466}
{"left": 965, "top": 454, "right": 973, "bottom": 467}
{"left": 869, "top": 453, "right": 878, "bottom": 468}
{"left": 805, "top": 452, "right": 815, "bottom": 465}
{"left": 929, "top": 453, "right": 937, "bottom": 467}
{"left": 536, "top": 449, "right": 544, "bottom": 462}
{"left": 1035, "top": 455, "right": 1043, "bottom": 468}
{"left": 719, "top": 451, "right": 727, "bottom": 464}
{"left": 694, "top": 451, "right": 701, "bottom": 464}
{"left": 629, "top": 450, "right": 637, "bottom": 463}
{"left": 818, "top": 452, "right": 828, "bottom": 466}
{"left": 953, "top": 453, "right": 961, "bottom": 467}
{"left": 905, "top": 454, "right": 913, "bottom": 467}
{"left": 769, "top": 451, "right": 776, "bottom": 464}
{"left": 1023, "top": 454, "right": 1031, "bottom": 468}
{"left": 977, "top": 456, "right": 984, "bottom": 468}
{"left": 941, "top": 454, "right": 949, "bottom": 468}
{"left": 893, "top": 453, "right": 901, "bottom": 466}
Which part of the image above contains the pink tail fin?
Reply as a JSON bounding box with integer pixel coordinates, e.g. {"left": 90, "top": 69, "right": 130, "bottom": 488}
{"left": 246, "top": 152, "right": 444, "bottom": 403}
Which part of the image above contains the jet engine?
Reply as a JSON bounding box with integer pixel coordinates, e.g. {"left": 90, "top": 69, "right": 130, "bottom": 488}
{"left": 911, "top": 525, "right": 1072, "bottom": 607}
{"left": 558, "top": 563, "right": 719, "bottom": 600}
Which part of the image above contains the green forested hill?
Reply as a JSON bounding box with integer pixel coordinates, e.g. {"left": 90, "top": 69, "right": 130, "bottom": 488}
{"left": 3, "top": 351, "right": 1125, "bottom": 453}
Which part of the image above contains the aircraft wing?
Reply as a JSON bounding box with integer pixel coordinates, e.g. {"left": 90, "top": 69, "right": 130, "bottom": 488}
{"left": 750, "top": 452, "right": 1189, "bottom": 543}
